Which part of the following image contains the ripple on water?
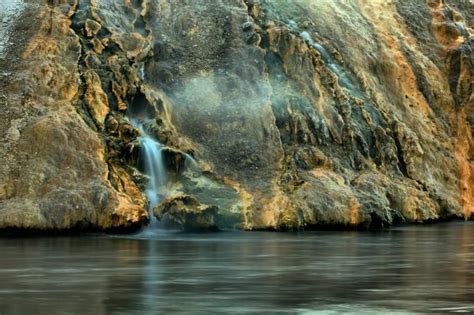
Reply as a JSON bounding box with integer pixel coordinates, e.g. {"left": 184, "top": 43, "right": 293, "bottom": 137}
{"left": 0, "top": 222, "right": 473, "bottom": 314}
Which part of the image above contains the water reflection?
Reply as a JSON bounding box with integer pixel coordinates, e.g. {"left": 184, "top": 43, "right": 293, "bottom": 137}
{"left": 0, "top": 223, "right": 473, "bottom": 314}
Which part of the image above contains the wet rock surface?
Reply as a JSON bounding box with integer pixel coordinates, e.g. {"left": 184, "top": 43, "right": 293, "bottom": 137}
{"left": 154, "top": 193, "right": 220, "bottom": 232}
{"left": 0, "top": 0, "right": 472, "bottom": 232}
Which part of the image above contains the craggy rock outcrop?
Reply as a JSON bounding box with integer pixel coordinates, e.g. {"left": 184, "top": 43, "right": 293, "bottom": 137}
{"left": 0, "top": 0, "right": 472, "bottom": 232}
{"left": 0, "top": 1, "right": 147, "bottom": 231}
{"left": 154, "top": 193, "right": 220, "bottom": 232}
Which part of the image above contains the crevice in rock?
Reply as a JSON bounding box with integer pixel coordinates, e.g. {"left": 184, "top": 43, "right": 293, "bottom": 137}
{"left": 392, "top": 122, "right": 410, "bottom": 178}
{"left": 69, "top": 1, "right": 101, "bottom": 132}
{"left": 3, "top": 0, "right": 468, "bottom": 231}
{"left": 399, "top": 41, "right": 436, "bottom": 111}
{"left": 68, "top": 0, "right": 152, "bottom": 212}
{"left": 243, "top": 0, "right": 286, "bottom": 162}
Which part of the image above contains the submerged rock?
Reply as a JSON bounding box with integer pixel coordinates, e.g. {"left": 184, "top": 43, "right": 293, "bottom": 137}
{"left": 0, "top": 0, "right": 472, "bottom": 232}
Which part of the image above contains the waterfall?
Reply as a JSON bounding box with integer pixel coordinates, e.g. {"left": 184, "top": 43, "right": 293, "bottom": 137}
{"left": 130, "top": 119, "right": 168, "bottom": 222}
{"left": 140, "top": 135, "right": 167, "bottom": 210}
{"left": 129, "top": 113, "right": 199, "bottom": 229}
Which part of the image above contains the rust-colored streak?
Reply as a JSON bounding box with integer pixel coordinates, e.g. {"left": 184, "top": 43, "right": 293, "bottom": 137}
{"left": 455, "top": 110, "right": 474, "bottom": 218}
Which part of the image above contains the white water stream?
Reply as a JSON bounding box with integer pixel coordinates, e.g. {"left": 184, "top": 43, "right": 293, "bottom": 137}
{"left": 139, "top": 135, "right": 167, "bottom": 209}
{"left": 130, "top": 120, "right": 168, "bottom": 224}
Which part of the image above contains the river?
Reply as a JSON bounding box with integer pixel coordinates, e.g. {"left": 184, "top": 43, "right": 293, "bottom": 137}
{"left": 0, "top": 222, "right": 473, "bottom": 314}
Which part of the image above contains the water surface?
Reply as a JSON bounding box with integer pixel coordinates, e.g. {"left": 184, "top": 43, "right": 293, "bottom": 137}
{"left": 0, "top": 222, "right": 473, "bottom": 314}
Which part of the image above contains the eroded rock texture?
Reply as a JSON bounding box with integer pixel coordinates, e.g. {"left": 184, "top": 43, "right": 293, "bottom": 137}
{"left": 0, "top": 0, "right": 472, "bottom": 231}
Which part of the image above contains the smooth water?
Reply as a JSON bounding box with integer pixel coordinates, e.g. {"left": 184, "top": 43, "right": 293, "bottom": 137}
{"left": 0, "top": 222, "right": 473, "bottom": 314}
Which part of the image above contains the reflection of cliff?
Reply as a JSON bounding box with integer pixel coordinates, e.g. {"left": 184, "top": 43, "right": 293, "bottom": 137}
{"left": 0, "top": 225, "right": 473, "bottom": 313}
{"left": 0, "top": 0, "right": 472, "bottom": 231}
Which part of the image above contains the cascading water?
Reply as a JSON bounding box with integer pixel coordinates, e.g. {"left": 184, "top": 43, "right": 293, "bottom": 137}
{"left": 300, "top": 31, "right": 362, "bottom": 98}
{"left": 287, "top": 20, "right": 365, "bottom": 100}
{"left": 139, "top": 135, "right": 167, "bottom": 209}
{"left": 131, "top": 119, "right": 168, "bottom": 223}
{"left": 128, "top": 106, "right": 200, "bottom": 231}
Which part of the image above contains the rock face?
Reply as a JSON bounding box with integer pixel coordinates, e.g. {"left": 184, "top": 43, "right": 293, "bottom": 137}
{"left": 0, "top": 0, "right": 472, "bottom": 232}
{"left": 154, "top": 193, "right": 220, "bottom": 232}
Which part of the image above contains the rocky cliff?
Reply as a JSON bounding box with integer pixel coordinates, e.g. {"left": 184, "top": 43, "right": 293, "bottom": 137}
{"left": 0, "top": 0, "right": 472, "bottom": 232}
